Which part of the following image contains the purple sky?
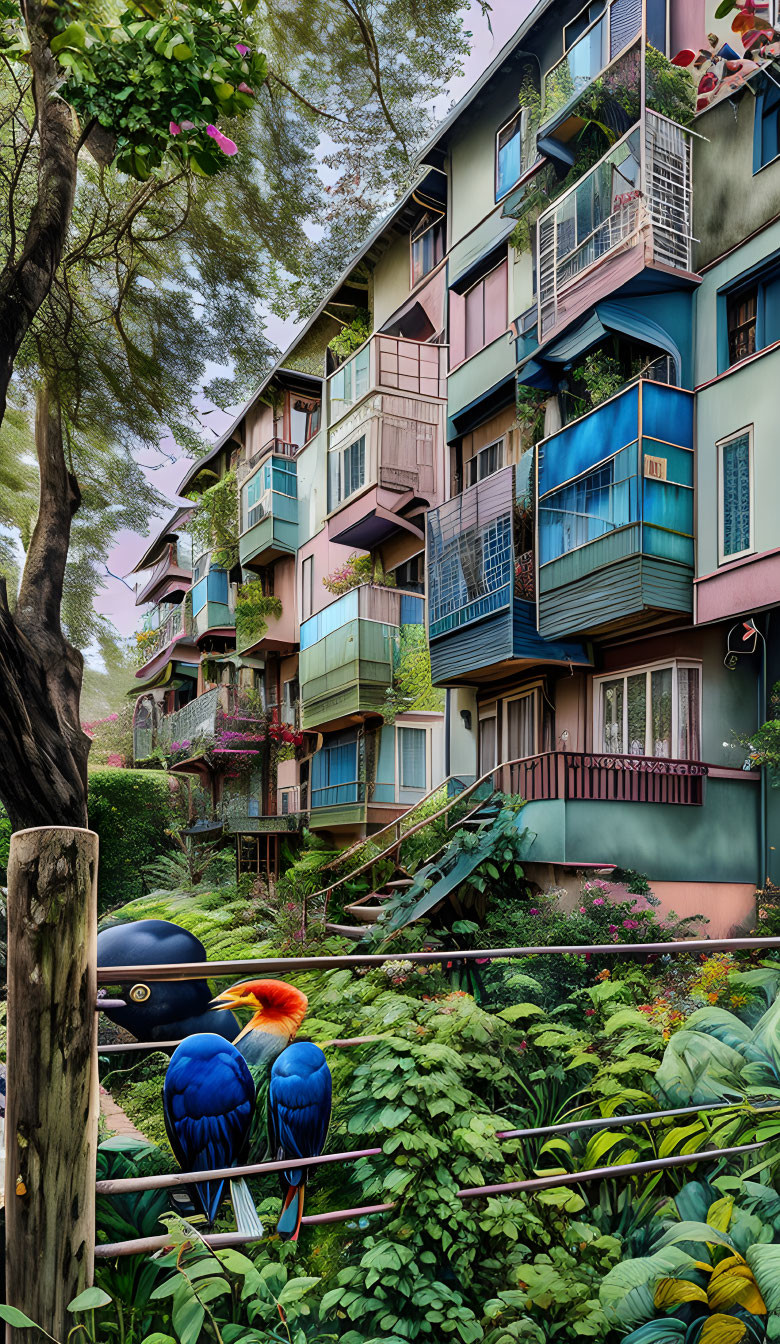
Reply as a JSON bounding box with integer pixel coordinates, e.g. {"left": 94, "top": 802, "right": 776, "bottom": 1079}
{"left": 98, "top": 0, "right": 532, "bottom": 641}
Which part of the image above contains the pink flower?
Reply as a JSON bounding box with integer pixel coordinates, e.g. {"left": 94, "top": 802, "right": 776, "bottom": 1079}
{"left": 206, "top": 125, "right": 238, "bottom": 156}
{"left": 170, "top": 121, "right": 181, "bottom": 135}
{"left": 623, "top": 919, "right": 639, "bottom": 930}
{"left": 235, "top": 42, "right": 250, "bottom": 54}
{"left": 585, "top": 1009, "right": 596, "bottom": 1017}
{"left": 237, "top": 82, "right": 254, "bottom": 95}
{"left": 529, "top": 908, "right": 539, "bottom": 915}
{"left": 579, "top": 906, "right": 586, "bottom": 914}
{"left": 608, "top": 925, "right": 618, "bottom": 934}
{"left": 593, "top": 897, "right": 605, "bottom": 906}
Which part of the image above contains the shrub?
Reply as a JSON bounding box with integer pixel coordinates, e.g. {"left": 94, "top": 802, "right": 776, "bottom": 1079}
{"left": 88, "top": 769, "right": 184, "bottom": 912}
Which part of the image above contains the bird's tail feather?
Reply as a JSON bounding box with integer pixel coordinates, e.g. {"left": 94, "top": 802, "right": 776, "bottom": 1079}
{"left": 230, "top": 1178, "right": 264, "bottom": 1237}
{"left": 277, "top": 1181, "right": 304, "bottom": 1242}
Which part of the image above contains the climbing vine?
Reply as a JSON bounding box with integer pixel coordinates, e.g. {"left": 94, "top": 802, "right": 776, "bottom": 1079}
{"left": 383, "top": 625, "right": 445, "bottom": 723}
{"left": 235, "top": 582, "right": 282, "bottom": 651}
{"left": 188, "top": 470, "right": 238, "bottom": 570}
{"left": 327, "top": 309, "right": 371, "bottom": 362}
{"left": 323, "top": 553, "right": 396, "bottom": 597}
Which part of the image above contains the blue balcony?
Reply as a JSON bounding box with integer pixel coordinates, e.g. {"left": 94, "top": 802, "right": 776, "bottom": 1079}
{"left": 238, "top": 455, "right": 298, "bottom": 570}
{"left": 426, "top": 465, "right": 590, "bottom": 687}
{"left": 537, "top": 379, "right": 694, "bottom": 641}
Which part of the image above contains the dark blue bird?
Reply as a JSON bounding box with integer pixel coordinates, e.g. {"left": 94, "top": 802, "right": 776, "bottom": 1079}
{"left": 268, "top": 1041, "right": 332, "bottom": 1242}
{"left": 97, "top": 919, "right": 239, "bottom": 1044}
{"left": 163, "top": 1034, "right": 256, "bottom": 1227}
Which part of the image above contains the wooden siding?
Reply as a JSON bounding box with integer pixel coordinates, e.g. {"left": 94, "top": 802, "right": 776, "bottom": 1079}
{"left": 430, "top": 609, "right": 513, "bottom": 686}
{"left": 538, "top": 555, "right": 692, "bottom": 641}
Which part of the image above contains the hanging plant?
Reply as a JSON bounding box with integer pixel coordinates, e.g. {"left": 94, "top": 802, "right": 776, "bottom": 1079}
{"left": 322, "top": 553, "right": 396, "bottom": 597}
{"left": 188, "top": 471, "right": 239, "bottom": 570}
{"left": 235, "top": 583, "right": 282, "bottom": 649}
{"left": 328, "top": 309, "right": 371, "bottom": 363}
{"left": 383, "top": 626, "right": 444, "bottom": 723}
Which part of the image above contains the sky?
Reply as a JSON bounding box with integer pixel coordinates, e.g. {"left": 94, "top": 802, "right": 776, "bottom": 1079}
{"left": 97, "top": 0, "right": 532, "bottom": 641}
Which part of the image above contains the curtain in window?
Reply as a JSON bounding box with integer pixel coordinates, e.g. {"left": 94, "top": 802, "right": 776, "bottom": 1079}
{"left": 601, "top": 679, "right": 623, "bottom": 753}
{"left": 651, "top": 667, "right": 672, "bottom": 757}
{"left": 507, "top": 695, "right": 536, "bottom": 759}
{"left": 722, "top": 433, "right": 751, "bottom": 557}
{"left": 479, "top": 717, "right": 497, "bottom": 775}
{"left": 677, "top": 666, "right": 700, "bottom": 759}
{"left": 626, "top": 673, "right": 646, "bottom": 755}
{"left": 399, "top": 728, "right": 426, "bottom": 790}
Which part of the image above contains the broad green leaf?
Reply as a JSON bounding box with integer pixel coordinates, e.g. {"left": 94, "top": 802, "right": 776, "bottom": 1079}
{"left": 746, "top": 1243, "right": 780, "bottom": 1314}
{"left": 67, "top": 1287, "right": 113, "bottom": 1311}
{"left": 498, "top": 1003, "right": 545, "bottom": 1021}
{"left": 0, "top": 1306, "right": 45, "bottom": 1331}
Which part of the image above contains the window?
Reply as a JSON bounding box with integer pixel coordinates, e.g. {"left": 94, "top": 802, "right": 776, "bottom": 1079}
{"left": 289, "top": 398, "right": 321, "bottom": 447}
{"left": 564, "top": 0, "right": 606, "bottom": 51}
{"left": 301, "top": 556, "right": 314, "bottom": 621}
{"left": 411, "top": 211, "right": 445, "bottom": 286}
{"left": 718, "top": 427, "right": 753, "bottom": 562}
{"left": 539, "top": 459, "right": 623, "bottom": 565}
{"left": 495, "top": 112, "right": 524, "bottom": 202}
{"left": 596, "top": 663, "right": 701, "bottom": 759}
{"left": 506, "top": 690, "right": 538, "bottom": 760}
{"left": 727, "top": 286, "right": 757, "bottom": 366}
{"left": 330, "top": 344, "right": 370, "bottom": 417}
{"left": 449, "top": 259, "right": 508, "bottom": 367}
{"left": 398, "top": 727, "right": 427, "bottom": 791}
{"left": 311, "top": 732, "right": 359, "bottom": 808}
{"left": 466, "top": 439, "right": 504, "bottom": 488}
{"left": 328, "top": 434, "right": 366, "bottom": 509}
{"left": 243, "top": 472, "right": 267, "bottom": 530}
{"left": 390, "top": 552, "right": 425, "bottom": 594}
{"left": 754, "top": 77, "right": 780, "bottom": 172}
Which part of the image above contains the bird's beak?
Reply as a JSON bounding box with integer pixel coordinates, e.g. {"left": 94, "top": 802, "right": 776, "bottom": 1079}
{"left": 210, "top": 986, "right": 258, "bottom": 1011}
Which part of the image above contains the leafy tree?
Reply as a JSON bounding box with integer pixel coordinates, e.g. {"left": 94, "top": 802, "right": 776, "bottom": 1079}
{"left": 0, "top": 0, "right": 482, "bottom": 831}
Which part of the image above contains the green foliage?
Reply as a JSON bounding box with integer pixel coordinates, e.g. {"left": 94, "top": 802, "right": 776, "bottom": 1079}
{"left": 515, "top": 386, "right": 547, "bottom": 448}
{"left": 645, "top": 45, "right": 696, "bottom": 127}
{"left": 47, "top": 0, "right": 268, "bottom": 181}
{"left": 235, "top": 581, "right": 282, "bottom": 650}
{"left": 322, "top": 552, "right": 396, "bottom": 596}
{"left": 327, "top": 309, "right": 371, "bottom": 361}
{"left": 87, "top": 769, "right": 184, "bottom": 911}
{"left": 383, "top": 624, "right": 445, "bottom": 721}
{"left": 188, "top": 471, "right": 239, "bottom": 569}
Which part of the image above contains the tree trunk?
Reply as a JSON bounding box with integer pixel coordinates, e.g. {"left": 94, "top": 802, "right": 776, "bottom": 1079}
{"left": 0, "top": 7, "right": 77, "bottom": 428}
{"left": 5, "top": 827, "right": 99, "bottom": 1344}
{"left": 0, "top": 386, "right": 89, "bottom": 830}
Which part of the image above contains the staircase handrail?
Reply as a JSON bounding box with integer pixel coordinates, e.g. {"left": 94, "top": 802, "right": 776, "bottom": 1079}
{"left": 325, "top": 772, "right": 473, "bottom": 876}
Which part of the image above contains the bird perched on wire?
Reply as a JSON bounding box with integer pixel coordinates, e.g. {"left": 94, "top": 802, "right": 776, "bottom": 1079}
{"left": 210, "top": 978, "right": 332, "bottom": 1241}
{"left": 162, "top": 1034, "right": 260, "bottom": 1235}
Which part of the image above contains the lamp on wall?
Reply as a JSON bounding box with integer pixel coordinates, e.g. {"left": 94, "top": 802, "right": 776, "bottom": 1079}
{"left": 460, "top": 709, "right": 472, "bottom": 731}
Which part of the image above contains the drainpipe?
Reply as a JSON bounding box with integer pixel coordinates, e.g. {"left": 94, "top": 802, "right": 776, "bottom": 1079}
{"left": 760, "top": 612, "right": 771, "bottom": 888}
{"left": 444, "top": 688, "right": 451, "bottom": 779}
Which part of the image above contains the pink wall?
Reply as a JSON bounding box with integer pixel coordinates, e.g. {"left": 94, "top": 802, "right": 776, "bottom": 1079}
{"left": 670, "top": 0, "right": 706, "bottom": 59}
{"left": 695, "top": 548, "right": 780, "bottom": 625}
{"left": 295, "top": 528, "right": 367, "bottom": 626}
{"left": 651, "top": 880, "right": 756, "bottom": 937}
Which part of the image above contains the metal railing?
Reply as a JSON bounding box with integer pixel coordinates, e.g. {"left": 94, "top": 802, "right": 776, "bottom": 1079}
{"left": 135, "top": 603, "right": 193, "bottom": 668}
{"left": 236, "top": 438, "right": 298, "bottom": 483}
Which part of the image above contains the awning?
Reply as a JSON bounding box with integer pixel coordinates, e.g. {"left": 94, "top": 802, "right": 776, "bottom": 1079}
{"left": 518, "top": 300, "right": 683, "bottom": 385}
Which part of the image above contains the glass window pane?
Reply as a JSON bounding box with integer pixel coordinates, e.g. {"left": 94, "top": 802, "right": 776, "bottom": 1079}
{"left": 508, "top": 695, "right": 536, "bottom": 759}
{"left": 627, "top": 673, "right": 647, "bottom": 755}
{"left": 601, "top": 679, "right": 624, "bottom": 753}
{"left": 677, "top": 666, "right": 700, "bottom": 759}
{"left": 721, "top": 432, "right": 751, "bottom": 557}
{"left": 399, "top": 727, "right": 426, "bottom": 790}
{"left": 496, "top": 117, "right": 522, "bottom": 199}
{"left": 651, "top": 667, "right": 673, "bottom": 757}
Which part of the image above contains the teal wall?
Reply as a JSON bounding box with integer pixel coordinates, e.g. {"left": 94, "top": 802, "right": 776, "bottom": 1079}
{"left": 520, "top": 775, "right": 760, "bottom": 885}
{"left": 694, "top": 78, "right": 780, "bottom": 270}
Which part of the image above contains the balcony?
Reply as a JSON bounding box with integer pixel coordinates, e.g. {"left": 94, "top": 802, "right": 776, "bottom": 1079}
{"left": 536, "top": 379, "right": 694, "bottom": 642}
{"left": 134, "top": 542, "right": 191, "bottom": 608}
{"left": 537, "top": 111, "right": 693, "bottom": 344}
{"left": 328, "top": 334, "right": 447, "bottom": 427}
{"left": 158, "top": 687, "right": 222, "bottom": 759}
{"left": 135, "top": 601, "right": 195, "bottom": 677}
{"left": 238, "top": 455, "right": 298, "bottom": 570}
{"left": 236, "top": 439, "right": 298, "bottom": 485}
{"left": 487, "top": 752, "right": 760, "bottom": 891}
{"left": 191, "top": 567, "right": 235, "bottom": 643}
{"left": 541, "top": 0, "right": 642, "bottom": 134}
{"left": 299, "top": 584, "right": 425, "bottom": 732}
{"left": 426, "top": 465, "right": 590, "bottom": 687}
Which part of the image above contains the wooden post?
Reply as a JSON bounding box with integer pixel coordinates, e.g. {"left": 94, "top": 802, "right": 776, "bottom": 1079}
{"left": 5, "top": 828, "right": 99, "bottom": 1344}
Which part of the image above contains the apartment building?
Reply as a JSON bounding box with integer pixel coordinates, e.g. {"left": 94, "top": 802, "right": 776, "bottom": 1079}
{"left": 130, "top": 0, "right": 779, "bottom": 927}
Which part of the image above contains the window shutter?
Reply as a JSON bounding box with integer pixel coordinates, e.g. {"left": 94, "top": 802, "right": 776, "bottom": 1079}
{"left": 449, "top": 288, "right": 466, "bottom": 367}
{"left": 484, "top": 260, "right": 508, "bottom": 346}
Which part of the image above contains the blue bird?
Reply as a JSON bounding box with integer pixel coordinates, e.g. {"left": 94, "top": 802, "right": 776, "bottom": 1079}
{"left": 163, "top": 1034, "right": 257, "bottom": 1229}
{"left": 268, "top": 1041, "right": 332, "bottom": 1242}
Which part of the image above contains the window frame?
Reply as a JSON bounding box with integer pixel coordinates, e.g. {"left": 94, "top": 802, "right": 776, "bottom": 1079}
{"left": 457, "top": 258, "right": 509, "bottom": 365}
{"left": 396, "top": 724, "right": 429, "bottom": 794}
{"left": 717, "top": 424, "right": 755, "bottom": 565}
{"left": 726, "top": 284, "right": 758, "bottom": 367}
{"left": 593, "top": 659, "right": 702, "bottom": 761}
{"left": 495, "top": 110, "right": 525, "bottom": 204}
{"left": 466, "top": 438, "right": 505, "bottom": 488}
{"left": 329, "top": 433, "right": 367, "bottom": 509}
{"left": 301, "top": 555, "right": 314, "bottom": 622}
{"left": 410, "top": 210, "right": 445, "bottom": 288}
{"left": 563, "top": 0, "right": 607, "bottom": 54}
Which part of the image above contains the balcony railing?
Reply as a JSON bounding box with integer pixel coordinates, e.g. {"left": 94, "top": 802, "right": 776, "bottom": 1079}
{"left": 135, "top": 603, "right": 193, "bottom": 668}
{"left": 537, "top": 111, "right": 692, "bottom": 339}
{"left": 158, "top": 688, "right": 221, "bottom": 754}
{"left": 542, "top": 0, "right": 641, "bottom": 126}
{"left": 328, "top": 334, "right": 446, "bottom": 425}
{"left": 237, "top": 438, "right": 298, "bottom": 484}
{"left": 501, "top": 752, "right": 707, "bottom": 806}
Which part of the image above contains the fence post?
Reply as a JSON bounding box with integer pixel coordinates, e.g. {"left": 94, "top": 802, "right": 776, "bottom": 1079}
{"left": 5, "top": 827, "right": 100, "bottom": 1343}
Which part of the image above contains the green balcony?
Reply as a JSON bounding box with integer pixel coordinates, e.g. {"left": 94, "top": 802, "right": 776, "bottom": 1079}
{"left": 238, "top": 454, "right": 298, "bottom": 570}
{"left": 299, "top": 585, "right": 425, "bottom": 732}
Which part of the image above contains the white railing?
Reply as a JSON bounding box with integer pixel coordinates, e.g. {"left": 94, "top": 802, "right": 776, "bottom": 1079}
{"left": 537, "top": 112, "right": 692, "bottom": 338}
